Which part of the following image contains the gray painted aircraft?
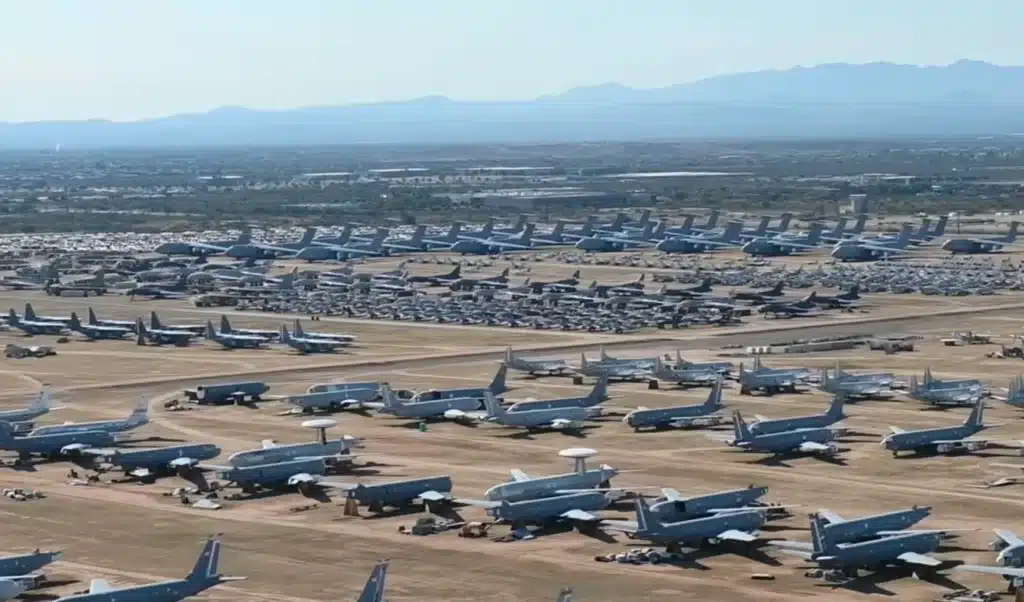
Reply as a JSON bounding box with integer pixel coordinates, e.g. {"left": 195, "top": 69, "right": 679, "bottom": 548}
{"left": 292, "top": 320, "right": 357, "bottom": 344}
{"left": 724, "top": 412, "right": 840, "bottom": 458}
{"left": 780, "top": 513, "right": 943, "bottom": 579}
{"left": 774, "top": 506, "right": 934, "bottom": 551}
{"left": 86, "top": 308, "right": 136, "bottom": 331}
{"left": 507, "top": 378, "right": 608, "bottom": 413}
{"left": 674, "top": 351, "right": 733, "bottom": 375}
{"left": 830, "top": 224, "right": 914, "bottom": 261}
{"left": 741, "top": 223, "right": 825, "bottom": 257}
{"left": 279, "top": 324, "right": 345, "bottom": 353}
{"left": 53, "top": 535, "right": 244, "bottom": 602}
{"left": 210, "top": 457, "right": 344, "bottom": 495}
{"left": 285, "top": 384, "right": 382, "bottom": 413}
{"left": 655, "top": 222, "right": 744, "bottom": 254}
{"left": 482, "top": 391, "right": 594, "bottom": 432}
{"left": 84, "top": 443, "right": 221, "bottom": 481}
{"left": 23, "top": 303, "right": 71, "bottom": 325}
{"left": 737, "top": 358, "right": 811, "bottom": 395}
{"left": 484, "top": 449, "right": 621, "bottom": 503}
{"left": 149, "top": 312, "right": 205, "bottom": 335}
{"left": 942, "top": 221, "right": 1022, "bottom": 254}
{"left": 68, "top": 312, "right": 131, "bottom": 340}
{"left": 907, "top": 374, "right": 983, "bottom": 407}
{"left": 952, "top": 529, "right": 1024, "bottom": 591}
{"left": 623, "top": 380, "right": 724, "bottom": 431}
{"left": 353, "top": 562, "right": 388, "bottom": 602}
{"left": 30, "top": 399, "right": 148, "bottom": 436}
{"left": 615, "top": 485, "right": 771, "bottom": 525}
{"left": 204, "top": 320, "right": 265, "bottom": 349}
{"left": 224, "top": 227, "right": 316, "bottom": 259}
{"left": 219, "top": 315, "right": 278, "bottom": 340}
{"left": 228, "top": 429, "right": 360, "bottom": 468}
{"left": 748, "top": 395, "right": 846, "bottom": 436}
{"left": 651, "top": 357, "right": 721, "bottom": 386}
{"left": 882, "top": 398, "right": 993, "bottom": 456}
{"left": 922, "top": 367, "right": 984, "bottom": 391}
{"left": 6, "top": 309, "right": 65, "bottom": 335}
{"left": 155, "top": 228, "right": 251, "bottom": 255}
{"left": 338, "top": 475, "right": 454, "bottom": 512}
{"left": 0, "top": 421, "right": 116, "bottom": 463}
{"left": 136, "top": 320, "right": 195, "bottom": 346}
{"left": 479, "top": 490, "right": 613, "bottom": 526}
{"left": 0, "top": 549, "right": 61, "bottom": 602}
{"left": 820, "top": 366, "right": 894, "bottom": 399}
{"left": 577, "top": 354, "right": 651, "bottom": 382}
{"left": 378, "top": 383, "right": 482, "bottom": 423}
{"left": 504, "top": 347, "right": 572, "bottom": 376}
{"left": 619, "top": 496, "right": 765, "bottom": 553}
{"left": 410, "top": 363, "right": 507, "bottom": 402}
{"left": 0, "top": 390, "right": 56, "bottom": 424}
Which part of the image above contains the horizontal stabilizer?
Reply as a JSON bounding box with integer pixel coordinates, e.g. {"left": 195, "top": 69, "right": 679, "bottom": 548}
{"left": 818, "top": 509, "right": 844, "bottom": 524}
{"left": 955, "top": 564, "right": 1024, "bottom": 578}
{"left": 718, "top": 529, "right": 758, "bottom": 543}
{"left": 418, "top": 490, "right": 450, "bottom": 502}
{"left": 89, "top": 579, "right": 115, "bottom": 594}
{"left": 561, "top": 509, "right": 599, "bottom": 521}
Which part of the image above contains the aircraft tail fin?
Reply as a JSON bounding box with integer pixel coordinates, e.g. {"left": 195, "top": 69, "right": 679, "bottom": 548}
{"left": 357, "top": 562, "right": 389, "bottom": 602}
{"left": 589, "top": 376, "right": 609, "bottom": 403}
{"left": 489, "top": 362, "right": 508, "bottom": 394}
{"left": 482, "top": 391, "right": 504, "bottom": 419}
{"left": 279, "top": 324, "right": 291, "bottom": 343}
{"left": 1009, "top": 221, "right": 1021, "bottom": 243}
{"left": 897, "top": 223, "right": 912, "bottom": 247}
{"left": 299, "top": 227, "right": 315, "bottom": 245}
{"left": 29, "top": 388, "right": 52, "bottom": 411}
{"left": 520, "top": 223, "right": 535, "bottom": 243}
{"left": 609, "top": 213, "right": 627, "bottom": 231}
{"left": 549, "top": 221, "right": 564, "bottom": 239}
{"left": 23, "top": 303, "right": 37, "bottom": 321}
{"left": 293, "top": 319, "right": 305, "bottom": 337}
{"left": 705, "top": 378, "right": 723, "bottom": 409}
{"left": 7, "top": 308, "right": 18, "bottom": 325}
{"left": 932, "top": 215, "right": 948, "bottom": 237}
{"left": 851, "top": 215, "right": 867, "bottom": 234}
{"left": 634, "top": 496, "right": 656, "bottom": 534}
{"left": 555, "top": 587, "right": 574, "bottom": 602}
{"left": 754, "top": 216, "right": 770, "bottom": 236}
{"left": 136, "top": 320, "right": 147, "bottom": 345}
{"left": 967, "top": 397, "right": 985, "bottom": 429}
{"left": 722, "top": 221, "right": 743, "bottom": 242}
{"left": 828, "top": 394, "right": 845, "bottom": 419}
{"left": 87, "top": 307, "right": 99, "bottom": 325}
{"left": 128, "top": 398, "right": 150, "bottom": 425}
{"left": 205, "top": 321, "right": 218, "bottom": 340}
{"left": 733, "top": 411, "right": 753, "bottom": 441}
{"left": 149, "top": 311, "right": 162, "bottom": 330}
{"left": 379, "top": 384, "right": 400, "bottom": 410}
{"left": 410, "top": 225, "right": 426, "bottom": 244}
{"left": 186, "top": 535, "right": 241, "bottom": 583}
{"left": 69, "top": 312, "right": 82, "bottom": 330}
{"left": 807, "top": 223, "right": 824, "bottom": 245}
{"left": 809, "top": 514, "right": 833, "bottom": 555}
{"left": 777, "top": 213, "right": 792, "bottom": 232}
{"left": 237, "top": 227, "right": 252, "bottom": 245}
{"left": 705, "top": 209, "right": 720, "bottom": 229}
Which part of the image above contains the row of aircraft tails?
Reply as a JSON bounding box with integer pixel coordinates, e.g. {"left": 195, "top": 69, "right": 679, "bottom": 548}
{"left": 148, "top": 210, "right": 1018, "bottom": 261}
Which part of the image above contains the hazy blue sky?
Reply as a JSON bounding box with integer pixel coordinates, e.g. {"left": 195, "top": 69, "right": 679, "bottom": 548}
{"left": 2, "top": 0, "right": 1022, "bottom": 121}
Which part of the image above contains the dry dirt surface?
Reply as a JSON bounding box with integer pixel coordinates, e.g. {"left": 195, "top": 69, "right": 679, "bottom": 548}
{"left": 2, "top": 259, "right": 1024, "bottom": 601}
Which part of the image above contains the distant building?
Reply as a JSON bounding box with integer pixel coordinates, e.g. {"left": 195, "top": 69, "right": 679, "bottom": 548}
{"left": 849, "top": 194, "right": 869, "bottom": 215}
{"left": 448, "top": 187, "right": 626, "bottom": 210}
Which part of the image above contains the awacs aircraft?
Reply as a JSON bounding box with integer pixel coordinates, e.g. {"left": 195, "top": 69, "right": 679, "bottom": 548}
{"left": 68, "top": 312, "right": 131, "bottom": 340}
{"left": 224, "top": 227, "right": 316, "bottom": 258}
{"left": 6, "top": 309, "right": 65, "bottom": 335}
{"left": 943, "top": 221, "right": 1022, "bottom": 254}
{"left": 655, "top": 222, "right": 744, "bottom": 253}
{"left": 205, "top": 321, "right": 265, "bottom": 349}
{"left": 135, "top": 320, "right": 195, "bottom": 347}
{"left": 30, "top": 399, "right": 148, "bottom": 436}
{"left": 155, "top": 228, "right": 252, "bottom": 255}
{"left": 0, "top": 421, "right": 116, "bottom": 463}
{"left": 618, "top": 496, "right": 765, "bottom": 553}
{"left": 449, "top": 224, "right": 537, "bottom": 254}
{"left": 83, "top": 443, "right": 221, "bottom": 481}
{"left": 53, "top": 535, "right": 244, "bottom": 602}
{"left": 723, "top": 412, "right": 840, "bottom": 458}
{"left": 505, "top": 347, "right": 572, "bottom": 376}
{"left": 484, "top": 450, "right": 621, "bottom": 503}
{"left": 748, "top": 395, "right": 846, "bottom": 436}
{"left": 279, "top": 325, "right": 345, "bottom": 354}
{"left": 741, "top": 224, "right": 825, "bottom": 257}
{"left": 651, "top": 357, "right": 721, "bottom": 386}
{"left": 482, "top": 391, "right": 594, "bottom": 432}
{"left": 377, "top": 383, "right": 484, "bottom": 423}
{"left": 0, "top": 390, "right": 56, "bottom": 424}
{"left": 336, "top": 475, "right": 454, "bottom": 512}
{"left": 830, "top": 224, "right": 915, "bottom": 261}
{"left": 624, "top": 380, "right": 725, "bottom": 431}
{"left": 882, "top": 398, "right": 994, "bottom": 456}
{"left": 780, "top": 513, "right": 943, "bottom": 579}
{"left": 87, "top": 308, "right": 136, "bottom": 332}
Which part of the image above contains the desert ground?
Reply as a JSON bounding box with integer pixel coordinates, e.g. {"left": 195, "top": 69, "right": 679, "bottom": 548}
{"left": 3, "top": 250, "right": 1024, "bottom": 601}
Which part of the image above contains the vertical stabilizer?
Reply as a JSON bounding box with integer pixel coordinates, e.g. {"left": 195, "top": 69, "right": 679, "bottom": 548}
{"left": 489, "top": 362, "right": 508, "bottom": 394}
{"left": 357, "top": 562, "right": 389, "bottom": 602}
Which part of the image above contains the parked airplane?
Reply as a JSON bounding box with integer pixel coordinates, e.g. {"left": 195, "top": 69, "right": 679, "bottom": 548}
{"left": 135, "top": 320, "right": 195, "bottom": 347}
{"left": 224, "top": 227, "right": 316, "bottom": 259}
{"left": 724, "top": 412, "right": 840, "bottom": 458}
{"left": 651, "top": 357, "right": 721, "bottom": 386}
{"left": 155, "top": 229, "right": 252, "bottom": 255}
{"left": 484, "top": 449, "right": 621, "bottom": 503}
{"left": 742, "top": 223, "right": 825, "bottom": 256}
{"left": 480, "top": 491, "right": 613, "bottom": 526}
{"left": 85, "top": 443, "right": 221, "bottom": 481}
{"left": 942, "top": 221, "right": 1022, "bottom": 254}
{"left": 781, "top": 513, "right": 943, "bottom": 579}
{"left": 882, "top": 398, "right": 993, "bottom": 456}
{"left": 6, "top": 309, "right": 65, "bottom": 335}
{"left": 86, "top": 308, "right": 136, "bottom": 332}
{"left": 505, "top": 348, "right": 572, "bottom": 376}
{"left": 378, "top": 383, "right": 483, "bottom": 423}
{"left": 907, "top": 374, "right": 983, "bottom": 407}
{"left": 730, "top": 282, "right": 785, "bottom": 304}
{"left": 298, "top": 228, "right": 389, "bottom": 261}
{"left": 737, "top": 358, "right": 811, "bottom": 395}
{"left": 284, "top": 384, "right": 383, "bottom": 413}
{"left": 953, "top": 529, "right": 1024, "bottom": 590}
{"left": 830, "top": 224, "right": 914, "bottom": 261}
{"left": 0, "top": 549, "right": 62, "bottom": 578}
{"left": 637, "top": 485, "right": 773, "bottom": 524}
{"left": 68, "top": 312, "right": 131, "bottom": 340}
{"left": 820, "top": 367, "right": 894, "bottom": 399}
{"left": 748, "top": 395, "right": 846, "bottom": 436}
{"left": 30, "top": 399, "right": 148, "bottom": 436}
{"left": 149, "top": 311, "right": 205, "bottom": 335}
{"left": 447, "top": 268, "right": 512, "bottom": 291}
{"left": 621, "top": 496, "right": 764, "bottom": 553}
{"left": 124, "top": 273, "right": 191, "bottom": 299}
{"left": 0, "top": 421, "right": 116, "bottom": 463}
{"left": 574, "top": 222, "right": 662, "bottom": 252}
{"left": 450, "top": 224, "right": 537, "bottom": 254}
{"left": 508, "top": 378, "right": 608, "bottom": 413}
{"left": 674, "top": 351, "right": 733, "bottom": 375}
{"left": 228, "top": 429, "right": 360, "bottom": 468}
{"left": 808, "top": 285, "right": 861, "bottom": 308}
{"left": 279, "top": 325, "right": 345, "bottom": 354}
{"left": 339, "top": 475, "right": 454, "bottom": 512}
{"left": 352, "top": 562, "right": 388, "bottom": 602}
{"left": 205, "top": 321, "right": 265, "bottom": 349}
{"left": 624, "top": 381, "right": 724, "bottom": 431}
{"left": 0, "top": 390, "right": 56, "bottom": 424}
{"left": 292, "top": 320, "right": 357, "bottom": 344}
{"left": 482, "top": 392, "right": 593, "bottom": 431}
{"left": 410, "top": 363, "right": 507, "bottom": 402}
{"left": 655, "top": 222, "right": 744, "bottom": 253}
{"left": 406, "top": 264, "right": 461, "bottom": 285}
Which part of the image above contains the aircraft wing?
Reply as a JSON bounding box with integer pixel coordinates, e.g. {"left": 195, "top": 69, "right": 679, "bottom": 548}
{"left": 454, "top": 498, "right": 501, "bottom": 509}
{"left": 717, "top": 529, "right": 758, "bottom": 543}
{"left": 797, "top": 441, "right": 833, "bottom": 453}
{"left": 955, "top": 564, "right": 1024, "bottom": 578}
{"left": 856, "top": 243, "right": 911, "bottom": 254}
{"left": 818, "top": 509, "right": 845, "bottom": 524}
{"left": 772, "top": 547, "right": 814, "bottom": 560}
{"left": 600, "top": 519, "right": 639, "bottom": 533}
{"left": 510, "top": 469, "right": 530, "bottom": 482}
{"left": 252, "top": 242, "right": 301, "bottom": 255}
{"left": 88, "top": 579, "right": 116, "bottom": 594}
{"left": 417, "top": 489, "right": 451, "bottom": 502}
{"left": 187, "top": 242, "right": 230, "bottom": 253}
{"left": 314, "top": 480, "right": 357, "bottom": 491}
{"left": 561, "top": 509, "right": 599, "bottom": 521}
{"left": 996, "top": 529, "right": 1024, "bottom": 547}
{"left": 661, "top": 487, "right": 683, "bottom": 501}
{"left": 768, "top": 239, "right": 818, "bottom": 250}
{"left": 889, "top": 426, "right": 906, "bottom": 435}
{"left": 310, "top": 242, "right": 382, "bottom": 256}
{"left": 960, "top": 238, "right": 1024, "bottom": 248}
{"left": 79, "top": 447, "right": 117, "bottom": 457}
{"left": 897, "top": 551, "right": 942, "bottom": 567}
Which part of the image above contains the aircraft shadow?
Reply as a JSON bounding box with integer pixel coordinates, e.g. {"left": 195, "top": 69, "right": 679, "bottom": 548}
{"left": 746, "top": 453, "right": 848, "bottom": 468}
{"left": 35, "top": 579, "right": 79, "bottom": 590}
{"left": 359, "top": 502, "right": 440, "bottom": 520}
{"left": 895, "top": 450, "right": 1005, "bottom": 460}
{"left": 18, "top": 594, "right": 60, "bottom": 602}
{"left": 499, "top": 426, "right": 598, "bottom": 440}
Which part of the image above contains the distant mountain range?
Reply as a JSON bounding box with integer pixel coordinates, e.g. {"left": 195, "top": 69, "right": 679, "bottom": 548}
{"left": 6, "top": 60, "right": 1024, "bottom": 148}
